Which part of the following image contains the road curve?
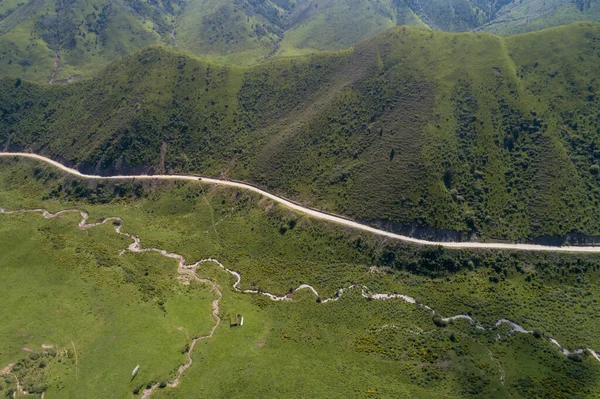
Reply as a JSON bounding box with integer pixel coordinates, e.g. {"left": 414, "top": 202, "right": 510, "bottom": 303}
{"left": 2, "top": 151, "right": 600, "bottom": 253}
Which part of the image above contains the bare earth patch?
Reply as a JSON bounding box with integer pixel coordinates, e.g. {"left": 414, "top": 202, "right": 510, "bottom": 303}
{"left": 0, "top": 363, "right": 13, "bottom": 375}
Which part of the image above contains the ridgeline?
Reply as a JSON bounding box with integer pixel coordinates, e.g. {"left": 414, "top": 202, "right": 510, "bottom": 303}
{"left": 2, "top": 23, "right": 600, "bottom": 242}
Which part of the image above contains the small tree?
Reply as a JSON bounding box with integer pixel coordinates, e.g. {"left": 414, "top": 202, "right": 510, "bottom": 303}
{"left": 433, "top": 316, "right": 447, "bottom": 327}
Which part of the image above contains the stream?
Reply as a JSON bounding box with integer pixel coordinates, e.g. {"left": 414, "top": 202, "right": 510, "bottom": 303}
{"left": 1, "top": 205, "right": 599, "bottom": 397}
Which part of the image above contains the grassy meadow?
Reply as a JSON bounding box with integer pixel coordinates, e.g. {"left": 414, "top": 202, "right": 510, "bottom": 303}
{"left": 0, "top": 157, "right": 600, "bottom": 398}
{"left": 0, "top": 206, "right": 216, "bottom": 397}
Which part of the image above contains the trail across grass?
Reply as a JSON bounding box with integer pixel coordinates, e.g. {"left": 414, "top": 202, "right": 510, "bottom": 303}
{"left": 2, "top": 157, "right": 600, "bottom": 398}
{"left": 2, "top": 204, "right": 598, "bottom": 399}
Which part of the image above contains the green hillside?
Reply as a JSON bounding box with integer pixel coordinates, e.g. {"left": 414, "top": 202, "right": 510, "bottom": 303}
{"left": 174, "top": 0, "right": 289, "bottom": 64}
{"left": 0, "top": 0, "right": 182, "bottom": 82}
{"left": 0, "top": 0, "right": 598, "bottom": 82}
{"left": 479, "top": 0, "right": 600, "bottom": 35}
{"left": 2, "top": 23, "right": 600, "bottom": 242}
{"left": 276, "top": 0, "right": 429, "bottom": 57}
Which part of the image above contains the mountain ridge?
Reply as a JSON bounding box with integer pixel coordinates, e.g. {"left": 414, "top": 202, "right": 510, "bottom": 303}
{"left": 0, "top": 0, "right": 598, "bottom": 82}
{"left": 2, "top": 22, "right": 600, "bottom": 242}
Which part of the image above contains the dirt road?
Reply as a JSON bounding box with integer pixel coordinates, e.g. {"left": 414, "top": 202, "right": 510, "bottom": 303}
{"left": 3, "top": 152, "right": 600, "bottom": 253}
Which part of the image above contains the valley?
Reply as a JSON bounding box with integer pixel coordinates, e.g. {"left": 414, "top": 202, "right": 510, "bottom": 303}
{"left": 0, "top": 156, "right": 599, "bottom": 398}
{"left": 0, "top": 0, "right": 599, "bottom": 81}
{"left": 0, "top": 7, "right": 599, "bottom": 398}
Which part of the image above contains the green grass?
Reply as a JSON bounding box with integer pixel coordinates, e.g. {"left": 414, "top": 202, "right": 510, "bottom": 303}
{"left": 1, "top": 157, "right": 600, "bottom": 397}
{"left": 278, "top": 0, "right": 400, "bottom": 55}
{"left": 0, "top": 210, "right": 216, "bottom": 397}
{"left": 0, "top": 0, "right": 174, "bottom": 82}
{"left": 481, "top": 0, "right": 600, "bottom": 35}
{"left": 174, "top": 0, "right": 284, "bottom": 65}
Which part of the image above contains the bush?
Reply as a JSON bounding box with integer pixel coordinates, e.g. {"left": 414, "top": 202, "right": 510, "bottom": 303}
{"left": 159, "top": 381, "right": 167, "bottom": 388}
{"left": 532, "top": 330, "right": 543, "bottom": 338}
{"left": 567, "top": 353, "right": 584, "bottom": 362}
{"left": 433, "top": 316, "right": 447, "bottom": 327}
{"left": 28, "top": 384, "right": 47, "bottom": 394}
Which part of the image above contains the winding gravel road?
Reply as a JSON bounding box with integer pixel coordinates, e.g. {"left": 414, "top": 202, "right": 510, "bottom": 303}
{"left": 2, "top": 152, "right": 600, "bottom": 253}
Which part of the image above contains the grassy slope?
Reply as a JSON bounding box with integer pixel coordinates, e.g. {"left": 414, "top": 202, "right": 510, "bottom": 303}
{"left": 0, "top": 0, "right": 430, "bottom": 77}
{"left": 0, "top": 204, "right": 216, "bottom": 395}
{"left": 0, "top": 0, "right": 174, "bottom": 82}
{"left": 277, "top": 0, "right": 429, "bottom": 57}
{"left": 405, "top": 0, "right": 499, "bottom": 31}
{"left": 0, "top": 0, "right": 598, "bottom": 81}
{"left": 174, "top": 0, "right": 286, "bottom": 65}
{"left": 3, "top": 24, "right": 600, "bottom": 241}
{"left": 1, "top": 157, "right": 600, "bottom": 398}
{"left": 481, "top": 0, "right": 600, "bottom": 35}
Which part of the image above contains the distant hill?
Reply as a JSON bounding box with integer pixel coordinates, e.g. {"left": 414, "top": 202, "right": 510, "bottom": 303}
{"left": 477, "top": 0, "right": 600, "bottom": 34}
{"left": 0, "top": 0, "right": 181, "bottom": 82}
{"left": 0, "top": 0, "right": 598, "bottom": 82}
{"left": 2, "top": 22, "right": 600, "bottom": 242}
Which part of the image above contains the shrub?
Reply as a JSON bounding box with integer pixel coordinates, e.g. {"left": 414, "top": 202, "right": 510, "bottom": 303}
{"left": 433, "top": 316, "right": 447, "bottom": 327}
{"left": 567, "top": 353, "right": 583, "bottom": 362}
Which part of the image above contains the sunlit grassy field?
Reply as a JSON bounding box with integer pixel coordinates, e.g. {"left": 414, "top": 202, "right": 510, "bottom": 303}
{"left": 1, "top": 158, "right": 600, "bottom": 398}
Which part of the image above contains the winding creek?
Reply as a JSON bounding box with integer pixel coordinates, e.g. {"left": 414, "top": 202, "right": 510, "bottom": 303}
{"left": 1, "top": 206, "right": 599, "bottom": 396}
{"left": 2, "top": 153, "right": 600, "bottom": 395}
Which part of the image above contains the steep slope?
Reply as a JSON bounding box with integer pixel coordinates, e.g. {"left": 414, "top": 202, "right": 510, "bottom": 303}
{"left": 0, "top": 0, "right": 180, "bottom": 82}
{"left": 2, "top": 23, "right": 600, "bottom": 243}
{"left": 479, "top": 0, "right": 600, "bottom": 34}
{"left": 277, "top": 0, "right": 429, "bottom": 56}
{"left": 174, "top": 0, "right": 290, "bottom": 64}
{"left": 0, "top": 0, "right": 598, "bottom": 81}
